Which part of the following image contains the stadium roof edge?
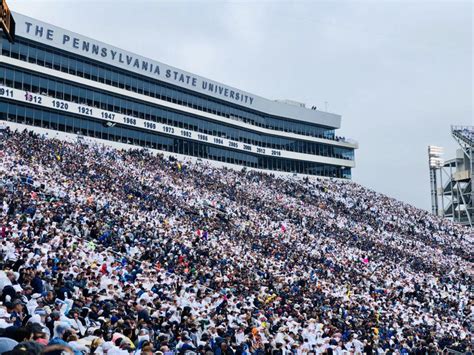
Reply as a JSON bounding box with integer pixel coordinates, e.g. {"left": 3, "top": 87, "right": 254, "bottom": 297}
{"left": 10, "top": 11, "right": 342, "bottom": 129}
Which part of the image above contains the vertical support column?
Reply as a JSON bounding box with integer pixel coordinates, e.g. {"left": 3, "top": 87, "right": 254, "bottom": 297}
{"left": 450, "top": 164, "right": 455, "bottom": 221}
{"left": 439, "top": 168, "right": 444, "bottom": 215}
{"left": 470, "top": 147, "right": 473, "bottom": 227}
{"left": 430, "top": 167, "right": 439, "bottom": 215}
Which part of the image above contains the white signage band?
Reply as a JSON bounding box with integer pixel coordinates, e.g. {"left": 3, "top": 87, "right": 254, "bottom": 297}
{"left": 0, "top": 85, "right": 354, "bottom": 168}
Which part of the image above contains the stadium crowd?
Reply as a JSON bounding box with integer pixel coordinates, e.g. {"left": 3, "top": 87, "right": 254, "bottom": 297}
{"left": 453, "top": 127, "right": 474, "bottom": 144}
{"left": 0, "top": 128, "right": 472, "bottom": 354}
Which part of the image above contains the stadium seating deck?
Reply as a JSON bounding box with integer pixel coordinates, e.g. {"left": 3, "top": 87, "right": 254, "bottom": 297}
{"left": 452, "top": 127, "right": 474, "bottom": 146}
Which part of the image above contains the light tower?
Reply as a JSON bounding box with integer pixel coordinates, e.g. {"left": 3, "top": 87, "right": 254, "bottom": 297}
{"left": 428, "top": 146, "right": 444, "bottom": 215}
{"left": 430, "top": 127, "right": 473, "bottom": 227}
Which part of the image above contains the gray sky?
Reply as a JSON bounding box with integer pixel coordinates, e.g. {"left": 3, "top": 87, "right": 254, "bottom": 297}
{"left": 10, "top": 0, "right": 473, "bottom": 210}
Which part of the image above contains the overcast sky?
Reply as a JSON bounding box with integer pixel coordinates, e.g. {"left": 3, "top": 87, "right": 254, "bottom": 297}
{"left": 9, "top": 0, "right": 473, "bottom": 210}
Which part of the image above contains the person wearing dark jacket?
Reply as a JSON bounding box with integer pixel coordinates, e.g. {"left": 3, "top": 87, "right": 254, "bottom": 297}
{"left": 30, "top": 272, "right": 44, "bottom": 295}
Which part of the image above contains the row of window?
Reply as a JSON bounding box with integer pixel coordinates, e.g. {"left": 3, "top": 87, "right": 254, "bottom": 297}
{"left": 0, "top": 65, "right": 355, "bottom": 161}
{"left": 0, "top": 101, "right": 351, "bottom": 178}
{"left": 2, "top": 35, "right": 341, "bottom": 140}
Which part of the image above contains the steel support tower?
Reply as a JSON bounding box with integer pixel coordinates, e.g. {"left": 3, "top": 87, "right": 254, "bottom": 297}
{"left": 430, "top": 126, "right": 473, "bottom": 227}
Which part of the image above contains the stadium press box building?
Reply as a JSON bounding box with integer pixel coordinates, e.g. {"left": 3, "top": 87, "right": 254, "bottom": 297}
{"left": 0, "top": 12, "right": 357, "bottom": 178}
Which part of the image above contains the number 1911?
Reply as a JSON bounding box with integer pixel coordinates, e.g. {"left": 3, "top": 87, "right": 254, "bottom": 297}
{"left": 0, "top": 88, "right": 13, "bottom": 97}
